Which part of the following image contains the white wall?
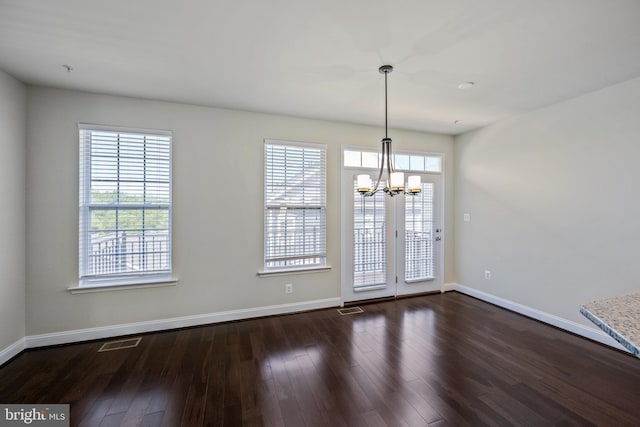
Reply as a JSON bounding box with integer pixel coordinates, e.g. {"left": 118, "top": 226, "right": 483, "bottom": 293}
{"left": 0, "top": 70, "right": 26, "bottom": 352}
{"left": 25, "top": 87, "right": 454, "bottom": 336}
{"left": 454, "top": 76, "right": 640, "bottom": 327}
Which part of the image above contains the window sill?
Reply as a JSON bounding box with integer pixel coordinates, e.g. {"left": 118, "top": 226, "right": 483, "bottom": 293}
{"left": 257, "top": 265, "right": 332, "bottom": 277}
{"left": 68, "top": 276, "right": 179, "bottom": 294}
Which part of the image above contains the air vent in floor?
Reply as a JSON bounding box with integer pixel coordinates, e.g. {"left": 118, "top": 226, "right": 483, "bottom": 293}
{"left": 337, "top": 307, "right": 364, "bottom": 315}
{"left": 98, "top": 337, "right": 142, "bottom": 352}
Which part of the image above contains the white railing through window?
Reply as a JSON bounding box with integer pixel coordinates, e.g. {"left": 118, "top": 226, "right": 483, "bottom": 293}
{"left": 88, "top": 230, "right": 170, "bottom": 276}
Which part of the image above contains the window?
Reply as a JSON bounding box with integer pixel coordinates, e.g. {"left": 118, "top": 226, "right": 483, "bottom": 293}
{"left": 344, "top": 149, "right": 442, "bottom": 173}
{"left": 79, "top": 124, "right": 172, "bottom": 285}
{"left": 264, "top": 139, "right": 327, "bottom": 271}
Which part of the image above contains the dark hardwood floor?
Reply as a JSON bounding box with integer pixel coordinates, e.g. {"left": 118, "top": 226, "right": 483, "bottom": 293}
{"left": 2, "top": 292, "right": 640, "bottom": 426}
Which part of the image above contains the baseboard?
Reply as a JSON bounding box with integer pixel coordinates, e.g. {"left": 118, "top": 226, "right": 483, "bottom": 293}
{"left": 0, "top": 338, "right": 26, "bottom": 367}
{"left": 441, "top": 282, "right": 457, "bottom": 292}
{"left": 24, "top": 297, "right": 341, "bottom": 349}
{"left": 443, "top": 283, "right": 628, "bottom": 353}
{"left": 10, "top": 286, "right": 627, "bottom": 355}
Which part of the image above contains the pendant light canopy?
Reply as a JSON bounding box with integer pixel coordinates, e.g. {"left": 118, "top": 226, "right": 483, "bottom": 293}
{"left": 357, "top": 65, "right": 421, "bottom": 197}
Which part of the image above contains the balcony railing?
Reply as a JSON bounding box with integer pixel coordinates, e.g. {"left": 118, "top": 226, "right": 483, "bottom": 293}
{"left": 88, "top": 230, "right": 169, "bottom": 276}
{"left": 353, "top": 228, "right": 433, "bottom": 287}
{"left": 405, "top": 230, "right": 433, "bottom": 280}
{"left": 353, "top": 227, "right": 386, "bottom": 287}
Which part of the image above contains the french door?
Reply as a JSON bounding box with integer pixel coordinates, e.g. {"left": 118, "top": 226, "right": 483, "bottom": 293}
{"left": 395, "top": 177, "right": 442, "bottom": 297}
{"left": 341, "top": 169, "right": 443, "bottom": 303}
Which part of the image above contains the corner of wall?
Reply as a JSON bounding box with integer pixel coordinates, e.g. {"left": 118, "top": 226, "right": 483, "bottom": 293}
{"left": 0, "top": 69, "right": 27, "bottom": 360}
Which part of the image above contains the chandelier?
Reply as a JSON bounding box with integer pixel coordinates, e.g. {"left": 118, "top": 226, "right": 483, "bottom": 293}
{"left": 357, "top": 65, "right": 421, "bottom": 197}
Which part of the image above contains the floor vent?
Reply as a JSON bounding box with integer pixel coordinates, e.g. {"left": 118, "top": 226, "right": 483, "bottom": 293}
{"left": 98, "top": 337, "right": 142, "bottom": 352}
{"left": 338, "top": 307, "right": 364, "bottom": 315}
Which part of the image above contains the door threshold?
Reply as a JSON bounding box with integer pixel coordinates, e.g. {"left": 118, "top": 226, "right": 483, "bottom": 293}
{"left": 343, "top": 291, "right": 441, "bottom": 307}
{"left": 396, "top": 290, "right": 442, "bottom": 300}
{"left": 343, "top": 296, "right": 396, "bottom": 307}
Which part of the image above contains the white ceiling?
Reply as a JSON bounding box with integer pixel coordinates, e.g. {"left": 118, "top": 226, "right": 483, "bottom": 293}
{"left": 1, "top": 0, "right": 640, "bottom": 135}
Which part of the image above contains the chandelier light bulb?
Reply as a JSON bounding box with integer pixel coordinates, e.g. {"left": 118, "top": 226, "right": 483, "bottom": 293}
{"left": 408, "top": 175, "right": 421, "bottom": 193}
{"left": 390, "top": 172, "right": 405, "bottom": 191}
{"left": 357, "top": 174, "right": 372, "bottom": 193}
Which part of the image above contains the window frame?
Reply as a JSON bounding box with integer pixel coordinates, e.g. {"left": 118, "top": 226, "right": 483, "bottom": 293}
{"left": 77, "top": 123, "right": 174, "bottom": 289}
{"left": 343, "top": 147, "right": 443, "bottom": 174}
{"left": 260, "top": 139, "right": 330, "bottom": 275}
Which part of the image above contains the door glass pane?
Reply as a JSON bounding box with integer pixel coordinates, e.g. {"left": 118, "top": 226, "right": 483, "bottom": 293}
{"left": 405, "top": 182, "right": 434, "bottom": 281}
{"left": 353, "top": 181, "right": 386, "bottom": 288}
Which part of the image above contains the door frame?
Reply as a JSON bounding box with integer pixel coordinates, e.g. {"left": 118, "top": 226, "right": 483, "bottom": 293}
{"left": 340, "top": 145, "right": 445, "bottom": 305}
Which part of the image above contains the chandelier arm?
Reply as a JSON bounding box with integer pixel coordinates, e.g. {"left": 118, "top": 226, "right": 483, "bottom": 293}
{"left": 386, "top": 140, "right": 399, "bottom": 195}
{"left": 368, "top": 140, "right": 386, "bottom": 195}
{"left": 386, "top": 139, "right": 394, "bottom": 174}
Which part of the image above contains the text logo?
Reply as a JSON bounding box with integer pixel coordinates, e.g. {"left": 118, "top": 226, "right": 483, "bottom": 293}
{"left": 1, "top": 405, "right": 69, "bottom": 426}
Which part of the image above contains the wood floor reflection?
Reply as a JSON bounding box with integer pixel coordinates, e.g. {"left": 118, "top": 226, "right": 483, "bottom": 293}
{"left": 2, "top": 292, "right": 640, "bottom": 426}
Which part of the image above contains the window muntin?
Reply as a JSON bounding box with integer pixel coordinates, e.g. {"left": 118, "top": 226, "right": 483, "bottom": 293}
{"left": 264, "top": 140, "right": 327, "bottom": 270}
{"left": 79, "top": 125, "right": 172, "bottom": 282}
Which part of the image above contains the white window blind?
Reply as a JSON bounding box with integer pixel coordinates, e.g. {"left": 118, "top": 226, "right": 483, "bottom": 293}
{"left": 405, "top": 182, "right": 435, "bottom": 281}
{"left": 353, "top": 180, "right": 386, "bottom": 288}
{"left": 264, "top": 140, "right": 326, "bottom": 270}
{"left": 79, "top": 124, "right": 172, "bottom": 282}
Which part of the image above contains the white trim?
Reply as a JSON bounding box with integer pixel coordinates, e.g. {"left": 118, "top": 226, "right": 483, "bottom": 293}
{"left": 68, "top": 277, "right": 178, "bottom": 294}
{"left": 354, "top": 284, "right": 387, "bottom": 292}
{"left": 0, "top": 338, "right": 25, "bottom": 366}
{"left": 257, "top": 265, "right": 332, "bottom": 277}
{"left": 443, "top": 283, "right": 629, "bottom": 352}
{"left": 405, "top": 277, "right": 435, "bottom": 284}
{"left": 264, "top": 138, "right": 327, "bottom": 150}
{"left": 23, "top": 297, "right": 341, "bottom": 349}
{"left": 78, "top": 122, "right": 172, "bottom": 136}
{"left": 441, "top": 282, "right": 457, "bottom": 292}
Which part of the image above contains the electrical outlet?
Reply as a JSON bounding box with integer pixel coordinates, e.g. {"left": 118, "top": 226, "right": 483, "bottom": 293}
{"left": 463, "top": 213, "right": 471, "bottom": 222}
{"left": 285, "top": 283, "right": 293, "bottom": 294}
{"left": 484, "top": 270, "right": 492, "bottom": 280}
